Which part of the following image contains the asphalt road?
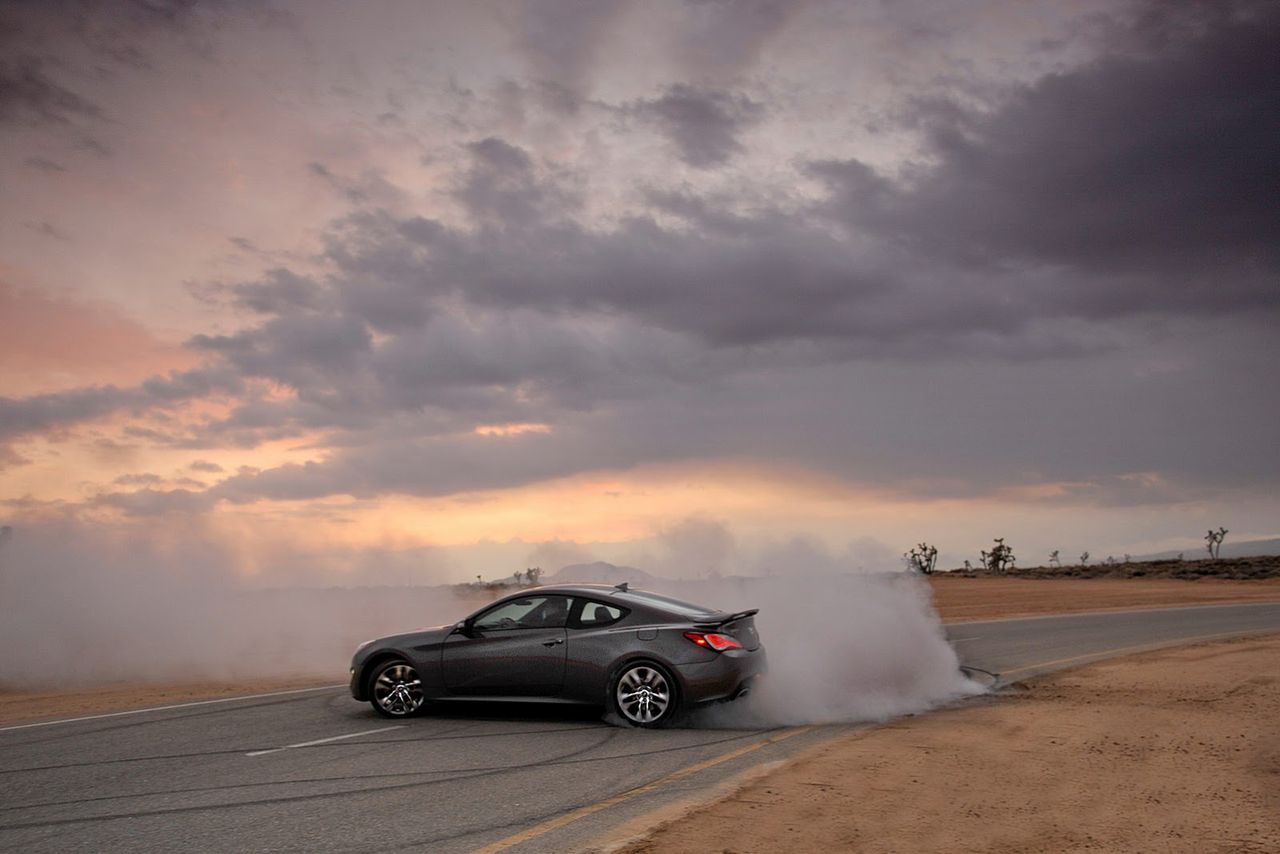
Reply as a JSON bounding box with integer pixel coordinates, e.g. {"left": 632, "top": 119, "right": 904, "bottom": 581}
{"left": 2, "top": 602, "right": 1278, "bottom": 853}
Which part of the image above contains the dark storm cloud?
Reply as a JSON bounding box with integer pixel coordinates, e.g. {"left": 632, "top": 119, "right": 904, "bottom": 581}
{"left": 0, "top": 368, "right": 240, "bottom": 447}
{"left": 22, "top": 221, "right": 71, "bottom": 241}
{"left": 631, "top": 84, "right": 764, "bottom": 168}
{"left": 0, "top": 0, "right": 223, "bottom": 129}
{"left": 305, "top": 139, "right": 907, "bottom": 351}
{"left": 113, "top": 472, "right": 164, "bottom": 487}
{"left": 308, "top": 162, "right": 369, "bottom": 204}
{"left": 450, "top": 136, "right": 578, "bottom": 226}
{"left": 811, "top": 2, "right": 1280, "bottom": 314}
{"left": 229, "top": 268, "right": 321, "bottom": 314}
{"left": 0, "top": 55, "right": 103, "bottom": 126}
{"left": 95, "top": 487, "right": 213, "bottom": 517}
{"left": 23, "top": 155, "right": 68, "bottom": 172}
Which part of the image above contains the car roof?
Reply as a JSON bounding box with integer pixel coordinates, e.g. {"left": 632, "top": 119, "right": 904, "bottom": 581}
{"left": 523, "top": 583, "right": 625, "bottom": 597}
{"left": 516, "top": 584, "right": 725, "bottom": 619}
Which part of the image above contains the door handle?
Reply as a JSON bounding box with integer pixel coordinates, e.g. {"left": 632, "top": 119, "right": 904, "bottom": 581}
{"left": 542, "top": 638, "right": 564, "bottom": 647}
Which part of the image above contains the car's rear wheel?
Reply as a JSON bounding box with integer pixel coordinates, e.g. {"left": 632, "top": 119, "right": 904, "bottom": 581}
{"left": 613, "top": 662, "right": 677, "bottom": 727}
{"left": 369, "top": 659, "right": 426, "bottom": 718}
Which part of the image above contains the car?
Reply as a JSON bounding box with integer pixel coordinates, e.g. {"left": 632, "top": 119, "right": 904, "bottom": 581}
{"left": 349, "top": 582, "right": 765, "bottom": 727}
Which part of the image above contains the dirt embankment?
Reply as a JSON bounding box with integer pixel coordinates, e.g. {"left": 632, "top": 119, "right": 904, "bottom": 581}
{"left": 950, "top": 554, "right": 1280, "bottom": 581}
{"left": 616, "top": 634, "right": 1280, "bottom": 854}
{"left": 929, "top": 575, "right": 1280, "bottom": 622}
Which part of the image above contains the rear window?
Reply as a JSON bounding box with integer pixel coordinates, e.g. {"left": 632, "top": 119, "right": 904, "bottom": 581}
{"left": 615, "top": 590, "right": 719, "bottom": 619}
{"left": 570, "top": 600, "right": 628, "bottom": 629}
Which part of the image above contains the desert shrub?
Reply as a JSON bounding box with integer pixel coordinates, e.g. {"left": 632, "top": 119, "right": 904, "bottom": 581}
{"left": 904, "top": 542, "right": 939, "bottom": 575}
{"left": 980, "top": 538, "right": 1015, "bottom": 573}
{"left": 1205, "top": 527, "right": 1228, "bottom": 559}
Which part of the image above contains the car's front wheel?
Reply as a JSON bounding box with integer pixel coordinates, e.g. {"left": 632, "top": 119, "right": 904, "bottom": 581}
{"left": 613, "top": 662, "right": 677, "bottom": 727}
{"left": 369, "top": 659, "right": 426, "bottom": 718}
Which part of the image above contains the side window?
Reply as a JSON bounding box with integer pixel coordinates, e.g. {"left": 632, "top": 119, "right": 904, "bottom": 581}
{"left": 474, "top": 596, "right": 571, "bottom": 631}
{"left": 570, "top": 600, "right": 627, "bottom": 630}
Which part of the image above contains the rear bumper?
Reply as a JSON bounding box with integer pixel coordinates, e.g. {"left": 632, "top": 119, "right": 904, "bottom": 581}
{"left": 675, "top": 647, "right": 767, "bottom": 704}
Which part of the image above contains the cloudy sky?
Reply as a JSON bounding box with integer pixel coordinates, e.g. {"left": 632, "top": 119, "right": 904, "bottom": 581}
{"left": 1, "top": 0, "right": 1276, "bottom": 582}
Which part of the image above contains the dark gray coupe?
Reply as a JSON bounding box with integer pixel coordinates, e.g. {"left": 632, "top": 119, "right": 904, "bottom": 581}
{"left": 349, "top": 583, "right": 765, "bottom": 727}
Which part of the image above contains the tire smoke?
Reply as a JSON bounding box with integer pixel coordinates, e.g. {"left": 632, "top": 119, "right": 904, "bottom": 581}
{"left": 1, "top": 520, "right": 983, "bottom": 728}
{"left": 0, "top": 521, "right": 471, "bottom": 686}
{"left": 654, "top": 574, "right": 985, "bottom": 726}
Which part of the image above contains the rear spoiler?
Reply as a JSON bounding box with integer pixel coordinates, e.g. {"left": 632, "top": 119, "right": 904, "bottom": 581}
{"left": 694, "top": 608, "right": 758, "bottom": 629}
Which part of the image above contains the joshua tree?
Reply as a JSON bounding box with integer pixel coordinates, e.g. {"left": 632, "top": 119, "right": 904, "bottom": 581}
{"left": 524, "top": 566, "right": 543, "bottom": 585}
{"left": 904, "top": 542, "right": 939, "bottom": 575}
{"left": 1106, "top": 555, "right": 1117, "bottom": 565}
{"left": 1177, "top": 552, "right": 1184, "bottom": 561}
{"left": 963, "top": 559, "right": 973, "bottom": 571}
{"left": 513, "top": 571, "right": 523, "bottom": 586}
{"left": 1049, "top": 549, "right": 1061, "bottom": 568}
{"left": 1079, "top": 551, "right": 1090, "bottom": 566}
{"left": 1205, "top": 527, "right": 1228, "bottom": 560}
{"left": 980, "top": 538, "right": 1015, "bottom": 573}
{"left": 1123, "top": 554, "right": 1131, "bottom": 563}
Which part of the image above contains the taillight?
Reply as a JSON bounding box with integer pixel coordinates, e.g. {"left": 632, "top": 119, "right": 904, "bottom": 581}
{"left": 684, "top": 631, "right": 742, "bottom": 651}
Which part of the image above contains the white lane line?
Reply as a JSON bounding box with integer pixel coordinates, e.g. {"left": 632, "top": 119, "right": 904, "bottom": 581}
{"left": 245, "top": 725, "right": 403, "bottom": 757}
{"left": 950, "top": 636, "right": 984, "bottom": 643}
{"left": 0, "top": 684, "right": 345, "bottom": 734}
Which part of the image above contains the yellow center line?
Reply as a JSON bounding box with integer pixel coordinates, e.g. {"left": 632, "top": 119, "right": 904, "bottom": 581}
{"left": 999, "top": 628, "right": 1273, "bottom": 679}
{"left": 471, "top": 726, "right": 813, "bottom": 854}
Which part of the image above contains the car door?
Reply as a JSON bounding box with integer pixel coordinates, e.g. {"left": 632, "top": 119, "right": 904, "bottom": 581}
{"left": 441, "top": 595, "right": 570, "bottom": 696}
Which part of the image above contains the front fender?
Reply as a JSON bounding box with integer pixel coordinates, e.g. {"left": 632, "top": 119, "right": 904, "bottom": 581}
{"left": 351, "top": 642, "right": 446, "bottom": 701}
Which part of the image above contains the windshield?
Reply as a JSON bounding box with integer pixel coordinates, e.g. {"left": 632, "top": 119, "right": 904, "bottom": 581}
{"left": 615, "top": 590, "right": 720, "bottom": 619}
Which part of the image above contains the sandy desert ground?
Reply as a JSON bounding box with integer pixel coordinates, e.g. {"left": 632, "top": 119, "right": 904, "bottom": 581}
{"left": 615, "top": 633, "right": 1280, "bottom": 854}
{"left": 929, "top": 574, "right": 1280, "bottom": 622}
{"left": 4, "top": 576, "right": 1280, "bottom": 725}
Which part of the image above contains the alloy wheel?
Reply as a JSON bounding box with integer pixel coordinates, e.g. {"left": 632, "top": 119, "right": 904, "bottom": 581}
{"left": 615, "top": 664, "right": 672, "bottom": 725}
{"left": 373, "top": 661, "right": 425, "bottom": 716}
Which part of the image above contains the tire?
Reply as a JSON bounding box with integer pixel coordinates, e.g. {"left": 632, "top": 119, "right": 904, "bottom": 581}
{"left": 612, "top": 661, "right": 678, "bottom": 728}
{"left": 368, "top": 658, "right": 427, "bottom": 718}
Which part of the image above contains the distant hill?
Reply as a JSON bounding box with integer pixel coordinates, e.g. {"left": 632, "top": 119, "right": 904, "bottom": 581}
{"left": 1135, "top": 537, "right": 1280, "bottom": 561}
{"left": 546, "top": 561, "right": 657, "bottom": 585}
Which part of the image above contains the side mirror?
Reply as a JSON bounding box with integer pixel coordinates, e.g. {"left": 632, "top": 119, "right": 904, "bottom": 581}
{"left": 452, "top": 620, "right": 467, "bottom": 636}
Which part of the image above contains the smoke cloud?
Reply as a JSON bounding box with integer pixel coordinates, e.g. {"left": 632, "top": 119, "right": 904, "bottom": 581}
{"left": 655, "top": 574, "right": 985, "bottom": 727}
{"left": 0, "top": 521, "right": 471, "bottom": 686}
{"left": 1, "top": 521, "right": 981, "bottom": 729}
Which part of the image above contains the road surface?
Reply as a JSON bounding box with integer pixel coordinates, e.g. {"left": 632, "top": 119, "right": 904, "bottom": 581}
{"left": 2, "top": 602, "right": 1278, "bottom": 853}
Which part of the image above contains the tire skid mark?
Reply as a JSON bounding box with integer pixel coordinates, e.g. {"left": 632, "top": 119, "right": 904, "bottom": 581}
{"left": 0, "top": 728, "right": 627, "bottom": 815}
{"left": 0, "top": 729, "right": 776, "bottom": 831}
{"left": 0, "top": 728, "right": 623, "bottom": 816}
{"left": 0, "top": 693, "right": 329, "bottom": 748}
{"left": 0, "top": 728, "right": 622, "bottom": 831}
{"left": 0, "top": 722, "right": 609, "bottom": 776}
